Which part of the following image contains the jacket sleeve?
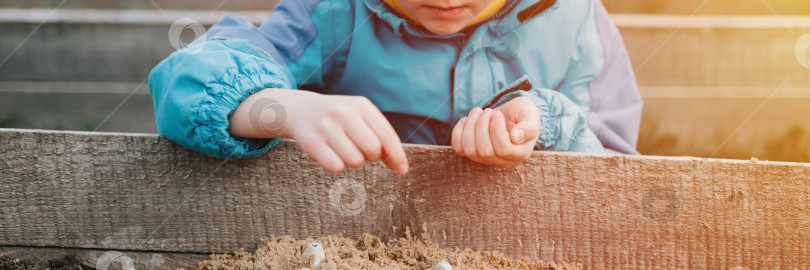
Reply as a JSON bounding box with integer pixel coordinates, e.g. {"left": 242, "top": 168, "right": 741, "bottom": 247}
{"left": 483, "top": 0, "right": 642, "bottom": 154}
{"left": 149, "top": 38, "right": 295, "bottom": 159}
{"left": 585, "top": 0, "right": 643, "bottom": 154}
{"left": 483, "top": 76, "right": 606, "bottom": 153}
{"left": 149, "top": 0, "right": 349, "bottom": 159}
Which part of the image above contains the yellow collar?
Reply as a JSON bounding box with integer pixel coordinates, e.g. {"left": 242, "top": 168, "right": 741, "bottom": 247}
{"left": 384, "top": 0, "right": 507, "bottom": 28}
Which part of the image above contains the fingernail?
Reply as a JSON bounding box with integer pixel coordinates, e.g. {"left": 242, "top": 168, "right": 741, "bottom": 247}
{"left": 483, "top": 108, "right": 492, "bottom": 116}
{"left": 398, "top": 164, "right": 409, "bottom": 175}
{"left": 494, "top": 111, "right": 503, "bottom": 121}
{"left": 472, "top": 108, "right": 482, "bottom": 116}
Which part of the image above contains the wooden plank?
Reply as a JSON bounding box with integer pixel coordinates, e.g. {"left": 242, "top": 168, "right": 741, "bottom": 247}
{"left": 612, "top": 14, "right": 810, "bottom": 29}
{"left": 0, "top": 92, "right": 157, "bottom": 133}
{"left": 0, "top": 9, "right": 271, "bottom": 24}
{"left": 0, "top": 0, "right": 281, "bottom": 11}
{"left": 1, "top": 129, "right": 809, "bottom": 269}
{"left": 602, "top": 0, "right": 810, "bottom": 15}
{"left": 617, "top": 20, "right": 810, "bottom": 89}
{"left": 0, "top": 246, "right": 207, "bottom": 269}
{"left": 1, "top": 0, "right": 806, "bottom": 15}
{"left": 0, "top": 81, "right": 148, "bottom": 95}
{"left": 637, "top": 97, "right": 810, "bottom": 162}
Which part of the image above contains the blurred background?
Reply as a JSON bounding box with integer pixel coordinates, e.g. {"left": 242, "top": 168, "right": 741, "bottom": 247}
{"left": 1, "top": 0, "right": 808, "bottom": 162}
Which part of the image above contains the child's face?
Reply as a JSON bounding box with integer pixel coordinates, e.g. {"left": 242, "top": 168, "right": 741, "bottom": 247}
{"left": 397, "top": 0, "right": 493, "bottom": 35}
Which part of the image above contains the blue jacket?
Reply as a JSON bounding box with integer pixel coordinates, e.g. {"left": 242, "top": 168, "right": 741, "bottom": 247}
{"left": 149, "top": 0, "right": 643, "bottom": 159}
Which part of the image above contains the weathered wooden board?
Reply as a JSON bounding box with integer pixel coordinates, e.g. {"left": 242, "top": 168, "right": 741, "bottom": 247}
{"left": 617, "top": 17, "right": 810, "bottom": 89}
{"left": 603, "top": 0, "right": 810, "bottom": 15}
{"left": 0, "top": 0, "right": 281, "bottom": 11}
{"left": 1, "top": 129, "right": 809, "bottom": 269}
{"left": 2, "top": 0, "right": 807, "bottom": 15}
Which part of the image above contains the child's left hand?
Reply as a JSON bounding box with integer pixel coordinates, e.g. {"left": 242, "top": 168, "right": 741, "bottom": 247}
{"left": 451, "top": 97, "right": 541, "bottom": 167}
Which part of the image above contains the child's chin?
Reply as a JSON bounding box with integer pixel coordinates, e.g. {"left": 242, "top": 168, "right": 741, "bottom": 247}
{"left": 423, "top": 23, "right": 466, "bottom": 36}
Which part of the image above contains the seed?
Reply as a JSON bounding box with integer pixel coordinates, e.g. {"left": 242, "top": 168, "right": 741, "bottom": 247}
{"left": 432, "top": 260, "right": 452, "bottom": 270}
{"left": 303, "top": 242, "right": 325, "bottom": 267}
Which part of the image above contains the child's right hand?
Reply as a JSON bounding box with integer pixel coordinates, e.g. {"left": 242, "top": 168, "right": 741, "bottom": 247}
{"left": 229, "top": 89, "right": 409, "bottom": 175}
{"left": 286, "top": 92, "right": 410, "bottom": 175}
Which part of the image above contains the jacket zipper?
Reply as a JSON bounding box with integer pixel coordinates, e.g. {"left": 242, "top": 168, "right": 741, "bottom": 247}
{"left": 449, "top": 67, "right": 456, "bottom": 115}
{"left": 482, "top": 79, "right": 533, "bottom": 109}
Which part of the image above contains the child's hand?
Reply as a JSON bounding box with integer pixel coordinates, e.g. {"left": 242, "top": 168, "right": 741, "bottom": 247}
{"left": 451, "top": 97, "right": 540, "bottom": 167}
{"left": 287, "top": 94, "right": 409, "bottom": 175}
{"left": 230, "top": 89, "right": 408, "bottom": 175}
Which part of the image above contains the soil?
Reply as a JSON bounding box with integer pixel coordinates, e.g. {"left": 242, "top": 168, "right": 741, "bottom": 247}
{"left": 199, "top": 230, "right": 581, "bottom": 270}
{"left": 0, "top": 255, "right": 89, "bottom": 270}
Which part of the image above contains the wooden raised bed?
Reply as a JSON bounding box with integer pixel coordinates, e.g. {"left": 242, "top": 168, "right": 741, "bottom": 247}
{"left": 1, "top": 128, "right": 808, "bottom": 269}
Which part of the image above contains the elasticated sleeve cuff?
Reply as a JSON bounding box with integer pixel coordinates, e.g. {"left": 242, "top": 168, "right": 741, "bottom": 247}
{"left": 481, "top": 77, "right": 605, "bottom": 153}
{"left": 149, "top": 38, "right": 297, "bottom": 159}
{"left": 191, "top": 58, "right": 290, "bottom": 159}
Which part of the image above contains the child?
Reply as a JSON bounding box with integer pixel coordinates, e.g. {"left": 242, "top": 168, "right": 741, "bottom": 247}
{"left": 149, "top": 0, "right": 642, "bottom": 175}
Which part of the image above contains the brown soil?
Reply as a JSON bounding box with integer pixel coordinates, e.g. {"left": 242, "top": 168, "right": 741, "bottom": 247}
{"left": 199, "top": 230, "right": 581, "bottom": 270}
{"left": 0, "top": 255, "right": 88, "bottom": 270}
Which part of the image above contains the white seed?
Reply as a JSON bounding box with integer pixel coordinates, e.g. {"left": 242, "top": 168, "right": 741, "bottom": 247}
{"left": 432, "top": 260, "right": 452, "bottom": 270}
{"left": 303, "top": 242, "right": 325, "bottom": 266}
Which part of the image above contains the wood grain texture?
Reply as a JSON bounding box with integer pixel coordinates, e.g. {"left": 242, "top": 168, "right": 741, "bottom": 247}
{"left": 1, "top": 129, "right": 809, "bottom": 269}
{"left": 620, "top": 24, "right": 810, "bottom": 89}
